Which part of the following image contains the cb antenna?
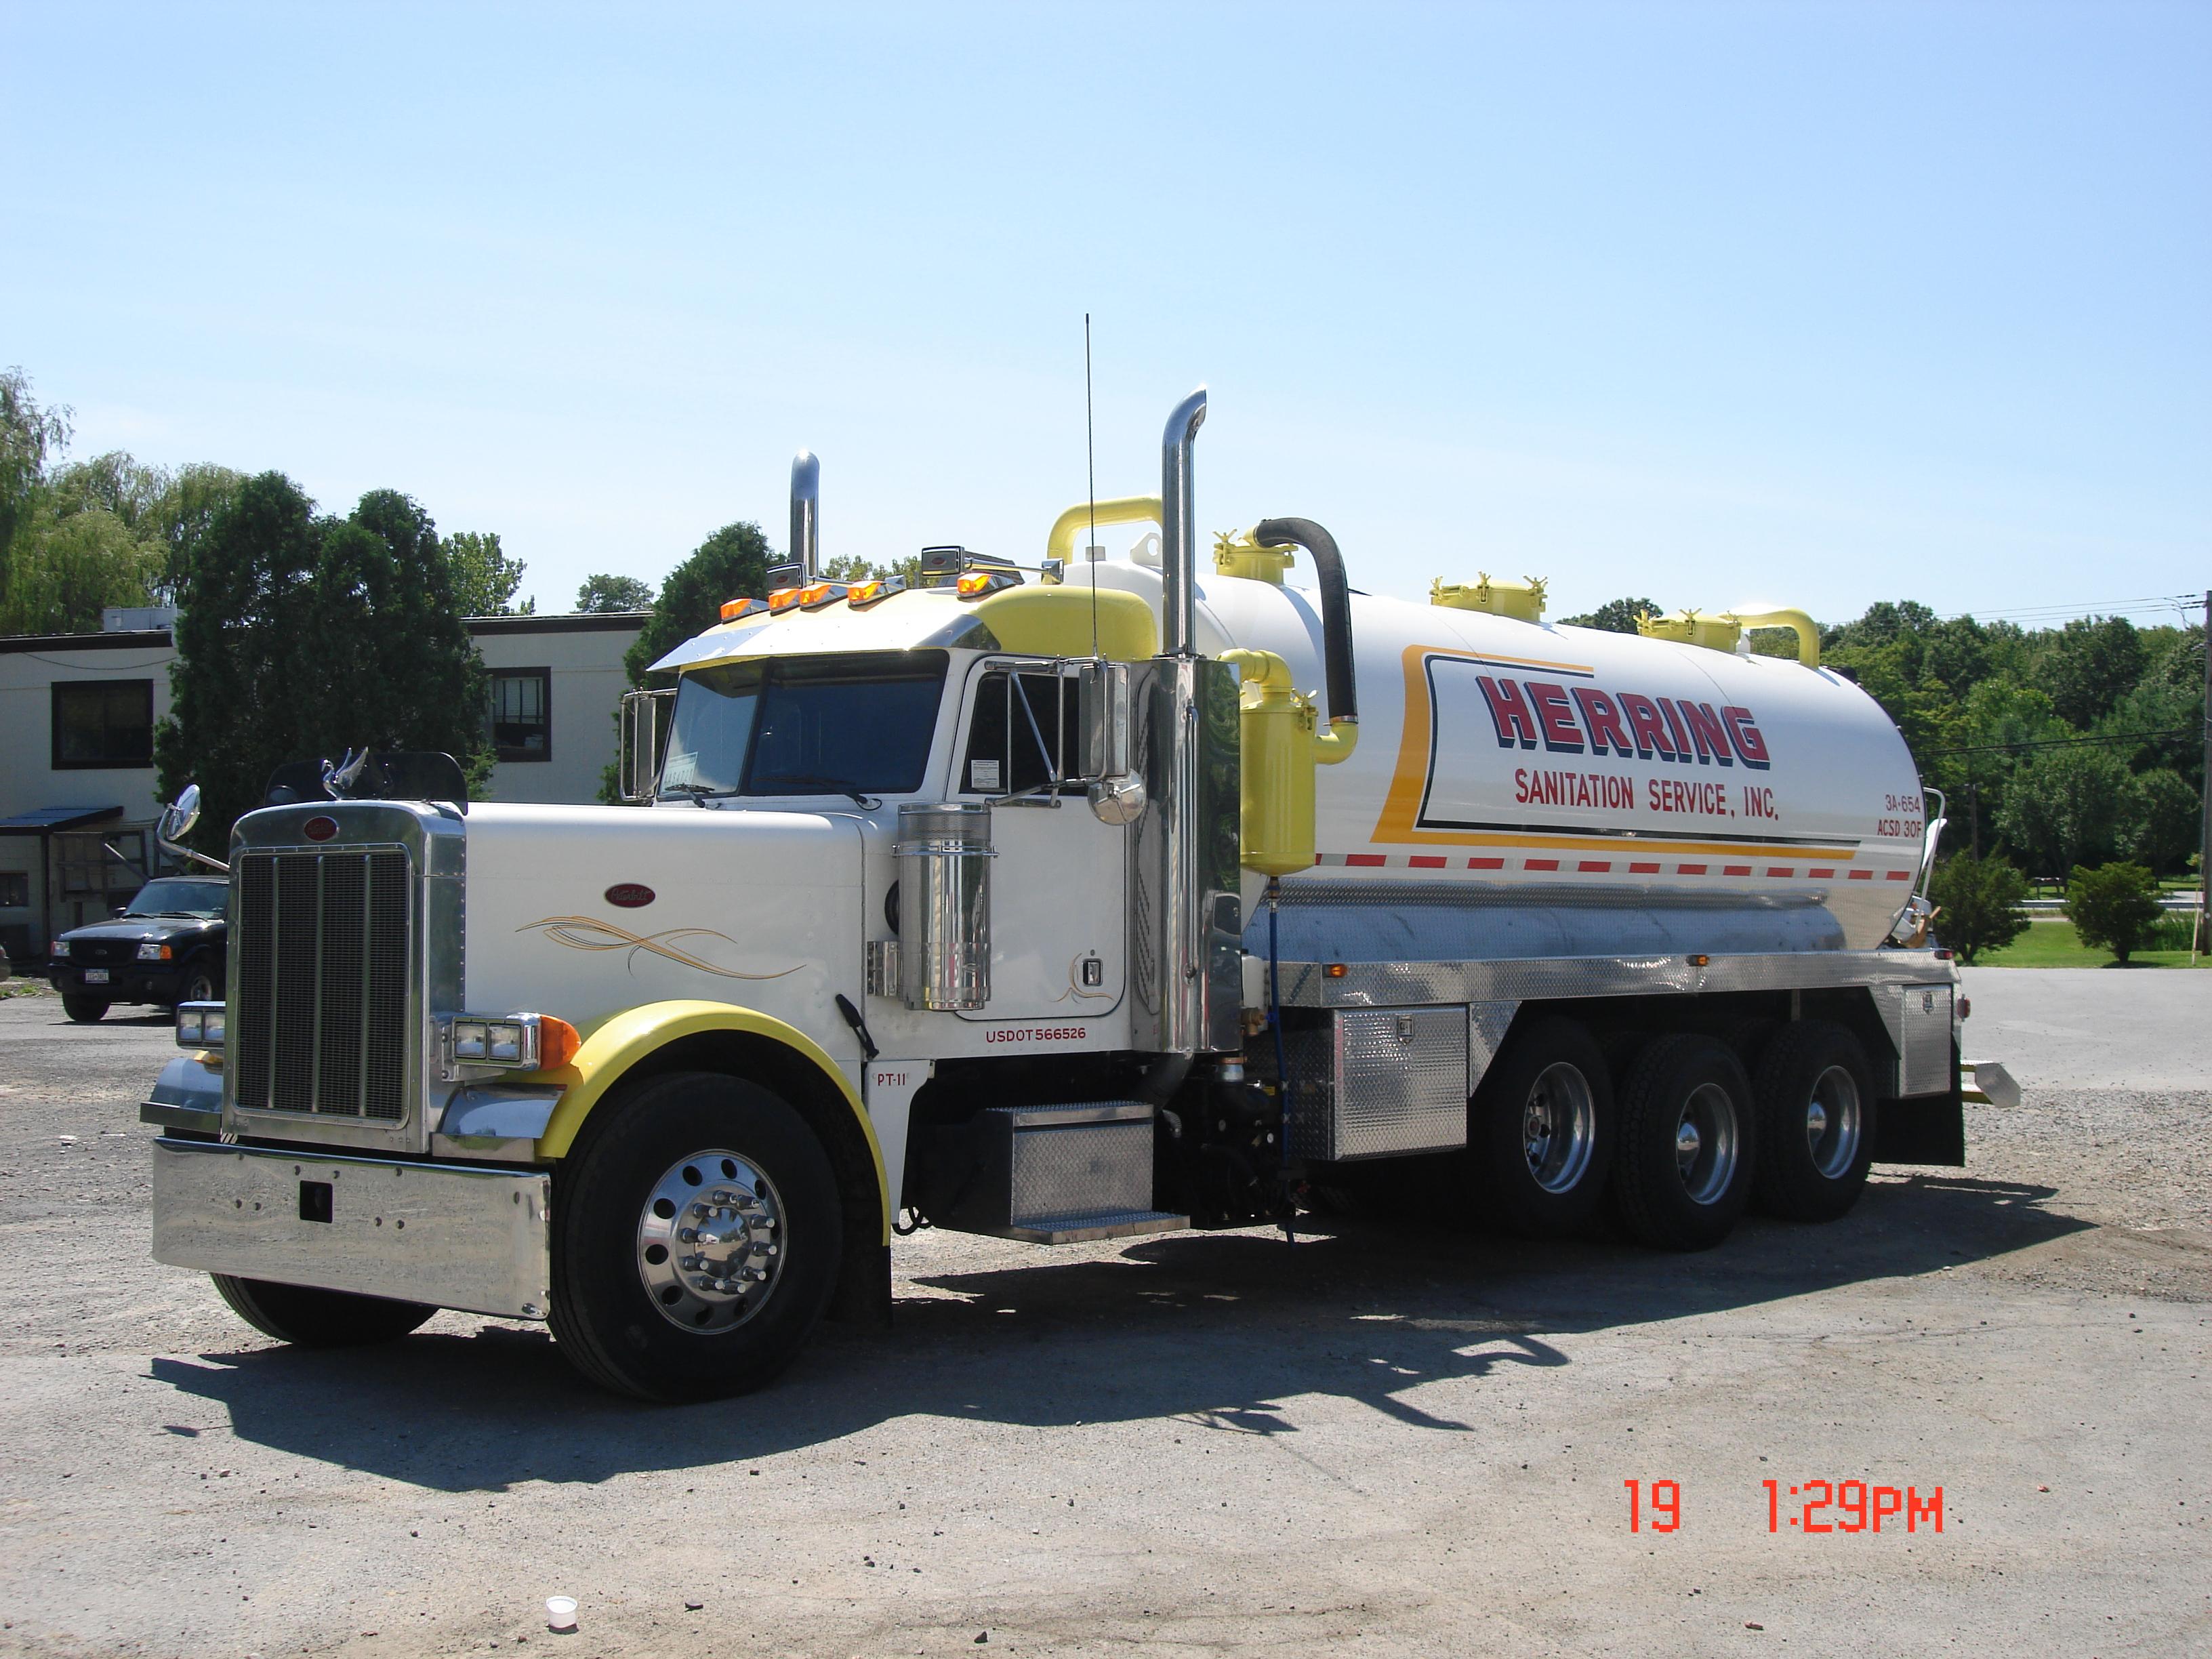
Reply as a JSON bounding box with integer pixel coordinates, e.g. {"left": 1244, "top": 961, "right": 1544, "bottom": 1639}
{"left": 1086, "top": 313, "right": 1099, "bottom": 661}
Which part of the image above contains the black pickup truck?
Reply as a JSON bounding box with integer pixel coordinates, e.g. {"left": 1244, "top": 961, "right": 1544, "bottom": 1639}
{"left": 48, "top": 876, "right": 228, "bottom": 1024}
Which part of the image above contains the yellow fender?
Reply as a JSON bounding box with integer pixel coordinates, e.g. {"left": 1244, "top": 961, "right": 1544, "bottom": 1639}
{"left": 523, "top": 1000, "right": 888, "bottom": 1242}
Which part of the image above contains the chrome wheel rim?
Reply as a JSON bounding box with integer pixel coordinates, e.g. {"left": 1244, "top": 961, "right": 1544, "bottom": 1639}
{"left": 636, "top": 1149, "right": 785, "bottom": 1332}
{"left": 1673, "top": 1082, "right": 1740, "bottom": 1206}
{"left": 1522, "top": 1062, "right": 1597, "bottom": 1194}
{"left": 1804, "top": 1064, "right": 1862, "bottom": 1180}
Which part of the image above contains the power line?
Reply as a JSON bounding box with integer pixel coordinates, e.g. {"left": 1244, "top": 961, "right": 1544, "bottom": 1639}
{"left": 1922, "top": 725, "right": 2194, "bottom": 758}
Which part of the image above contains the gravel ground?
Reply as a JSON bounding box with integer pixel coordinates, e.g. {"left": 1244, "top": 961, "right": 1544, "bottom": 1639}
{"left": 0, "top": 972, "right": 2206, "bottom": 1658}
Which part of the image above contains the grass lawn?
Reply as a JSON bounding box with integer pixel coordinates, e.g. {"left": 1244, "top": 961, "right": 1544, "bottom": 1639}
{"left": 1975, "top": 916, "right": 2209, "bottom": 969}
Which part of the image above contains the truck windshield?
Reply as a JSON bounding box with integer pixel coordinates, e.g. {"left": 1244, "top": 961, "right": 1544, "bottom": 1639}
{"left": 659, "top": 651, "right": 948, "bottom": 801}
{"left": 124, "top": 878, "right": 227, "bottom": 917}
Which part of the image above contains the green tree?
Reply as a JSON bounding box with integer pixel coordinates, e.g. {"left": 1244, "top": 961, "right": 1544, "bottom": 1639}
{"left": 2032, "top": 615, "right": 2146, "bottom": 729}
{"left": 1561, "top": 596, "right": 1659, "bottom": 634}
{"left": 1927, "top": 852, "right": 2030, "bottom": 964}
{"left": 155, "top": 475, "right": 494, "bottom": 852}
{"left": 2123, "top": 769, "right": 2201, "bottom": 874}
{"left": 2066, "top": 861, "right": 2163, "bottom": 963}
{"left": 0, "top": 497, "right": 164, "bottom": 634}
{"left": 576, "top": 572, "right": 653, "bottom": 613}
{"left": 1994, "top": 743, "right": 2130, "bottom": 878}
{"left": 0, "top": 366, "right": 70, "bottom": 585}
{"left": 446, "top": 529, "right": 531, "bottom": 615}
{"left": 621, "top": 521, "right": 774, "bottom": 688}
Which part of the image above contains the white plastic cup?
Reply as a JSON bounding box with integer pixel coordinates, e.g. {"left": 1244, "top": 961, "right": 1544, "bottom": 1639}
{"left": 546, "top": 1597, "right": 577, "bottom": 1632}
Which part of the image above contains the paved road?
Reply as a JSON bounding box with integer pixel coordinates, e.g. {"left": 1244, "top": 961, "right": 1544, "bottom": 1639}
{"left": 0, "top": 976, "right": 2206, "bottom": 1658}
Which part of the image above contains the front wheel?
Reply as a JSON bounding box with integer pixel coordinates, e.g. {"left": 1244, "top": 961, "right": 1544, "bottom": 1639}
{"left": 548, "top": 1070, "right": 842, "bottom": 1402}
{"left": 176, "top": 960, "right": 220, "bottom": 1006}
{"left": 62, "top": 995, "right": 109, "bottom": 1024}
{"left": 1611, "top": 1035, "right": 1757, "bottom": 1250}
{"left": 211, "top": 1275, "right": 435, "bottom": 1346}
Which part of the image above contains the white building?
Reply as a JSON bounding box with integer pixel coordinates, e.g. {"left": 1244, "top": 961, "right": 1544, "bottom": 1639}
{"left": 0, "top": 611, "right": 645, "bottom": 966}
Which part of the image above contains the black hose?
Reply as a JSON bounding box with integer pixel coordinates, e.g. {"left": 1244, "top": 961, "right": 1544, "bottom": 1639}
{"left": 1136, "top": 1053, "right": 1193, "bottom": 1107}
{"left": 1252, "top": 516, "right": 1357, "bottom": 726}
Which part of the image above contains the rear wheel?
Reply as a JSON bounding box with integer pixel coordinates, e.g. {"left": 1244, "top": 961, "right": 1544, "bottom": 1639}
{"left": 1750, "top": 1021, "right": 1878, "bottom": 1222}
{"left": 1470, "top": 1017, "right": 1616, "bottom": 1237}
{"left": 1611, "top": 1035, "right": 1756, "bottom": 1250}
{"left": 211, "top": 1275, "right": 435, "bottom": 1346}
{"left": 62, "top": 995, "right": 108, "bottom": 1023}
{"left": 548, "top": 1070, "right": 842, "bottom": 1402}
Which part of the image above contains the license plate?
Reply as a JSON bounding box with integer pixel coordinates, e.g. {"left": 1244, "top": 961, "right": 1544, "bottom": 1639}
{"left": 82, "top": 968, "right": 109, "bottom": 985}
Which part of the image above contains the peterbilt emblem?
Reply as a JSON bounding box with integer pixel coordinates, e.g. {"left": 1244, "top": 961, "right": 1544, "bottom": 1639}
{"left": 604, "top": 883, "right": 656, "bottom": 909}
{"left": 302, "top": 816, "right": 338, "bottom": 842}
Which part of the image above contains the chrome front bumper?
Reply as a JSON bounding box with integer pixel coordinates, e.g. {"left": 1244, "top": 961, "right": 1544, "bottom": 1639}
{"left": 150, "top": 1137, "right": 551, "bottom": 1319}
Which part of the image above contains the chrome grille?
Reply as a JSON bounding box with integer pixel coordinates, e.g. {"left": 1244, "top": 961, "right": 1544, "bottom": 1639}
{"left": 234, "top": 848, "right": 413, "bottom": 1120}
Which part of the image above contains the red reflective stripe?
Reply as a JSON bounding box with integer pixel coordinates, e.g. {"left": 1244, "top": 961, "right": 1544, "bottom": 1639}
{"left": 1629, "top": 861, "right": 1660, "bottom": 874}
{"left": 1578, "top": 859, "right": 1611, "bottom": 873}
{"left": 1885, "top": 869, "right": 1911, "bottom": 881}
{"left": 1525, "top": 857, "right": 1559, "bottom": 872}
{"left": 1848, "top": 869, "right": 1873, "bottom": 880}
{"left": 1467, "top": 856, "right": 1504, "bottom": 869}
{"left": 1676, "top": 863, "right": 1708, "bottom": 876}
{"left": 1723, "top": 864, "right": 1752, "bottom": 876}
{"left": 1807, "top": 867, "right": 1835, "bottom": 878}
{"left": 1408, "top": 855, "right": 1446, "bottom": 869}
{"left": 1767, "top": 867, "right": 1795, "bottom": 878}
{"left": 1345, "top": 853, "right": 1387, "bottom": 867}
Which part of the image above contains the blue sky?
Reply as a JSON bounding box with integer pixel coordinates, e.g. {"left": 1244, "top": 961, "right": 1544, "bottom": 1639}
{"left": 5, "top": 1, "right": 2206, "bottom": 627}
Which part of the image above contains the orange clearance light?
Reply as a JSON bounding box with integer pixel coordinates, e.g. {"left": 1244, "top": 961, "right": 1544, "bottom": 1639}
{"left": 719, "top": 596, "right": 767, "bottom": 622}
{"left": 798, "top": 580, "right": 849, "bottom": 610}
{"left": 1687, "top": 954, "right": 1711, "bottom": 966}
{"left": 766, "top": 586, "right": 802, "bottom": 613}
{"left": 1324, "top": 962, "right": 1349, "bottom": 979}
{"left": 848, "top": 575, "right": 907, "bottom": 609}
{"left": 537, "top": 1016, "right": 581, "bottom": 1071}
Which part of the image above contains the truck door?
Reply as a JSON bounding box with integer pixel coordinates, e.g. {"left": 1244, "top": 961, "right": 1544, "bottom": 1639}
{"left": 951, "top": 660, "right": 1126, "bottom": 1023}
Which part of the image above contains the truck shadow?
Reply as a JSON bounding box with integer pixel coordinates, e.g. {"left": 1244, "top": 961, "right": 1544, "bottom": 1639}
{"left": 147, "top": 1170, "right": 2084, "bottom": 1492}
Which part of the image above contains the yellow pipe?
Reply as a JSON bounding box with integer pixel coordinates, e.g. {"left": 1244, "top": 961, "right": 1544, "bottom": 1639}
{"left": 1725, "top": 607, "right": 1822, "bottom": 668}
{"left": 1045, "top": 495, "right": 1164, "bottom": 567}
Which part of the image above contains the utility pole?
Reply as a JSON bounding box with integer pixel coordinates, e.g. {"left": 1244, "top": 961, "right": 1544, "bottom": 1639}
{"left": 2199, "top": 589, "right": 2211, "bottom": 961}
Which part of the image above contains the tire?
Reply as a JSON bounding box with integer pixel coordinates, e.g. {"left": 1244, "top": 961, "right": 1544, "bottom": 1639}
{"left": 1750, "top": 1021, "right": 1878, "bottom": 1222}
{"left": 548, "top": 1070, "right": 842, "bottom": 1402}
{"left": 176, "top": 960, "right": 220, "bottom": 1007}
{"left": 62, "top": 995, "right": 109, "bottom": 1024}
{"left": 1611, "top": 1034, "right": 1757, "bottom": 1250}
{"left": 1470, "top": 1017, "right": 1616, "bottom": 1237}
{"left": 211, "top": 1275, "right": 435, "bottom": 1346}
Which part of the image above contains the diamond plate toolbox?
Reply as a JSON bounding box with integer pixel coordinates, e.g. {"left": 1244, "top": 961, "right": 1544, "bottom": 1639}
{"left": 1285, "top": 1004, "right": 1471, "bottom": 1162}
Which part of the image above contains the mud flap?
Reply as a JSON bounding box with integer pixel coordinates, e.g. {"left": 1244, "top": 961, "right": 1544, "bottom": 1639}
{"left": 1873, "top": 1040, "right": 1966, "bottom": 1167}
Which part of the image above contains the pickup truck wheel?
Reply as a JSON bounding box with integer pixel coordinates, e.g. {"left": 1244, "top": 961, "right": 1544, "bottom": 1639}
{"left": 178, "top": 960, "right": 219, "bottom": 1006}
{"left": 1611, "top": 1035, "right": 1756, "bottom": 1250}
{"left": 62, "top": 995, "right": 109, "bottom": 1023}
{"left": 1471, "top": 1017, "right": 1615, "bottom": 1237}
{"left": 1750, "top": 1021, "right": 1877, "bottom": 1222}
{"left": 211, "top": 1275, "right": 435, "bottom": 1346}
{"left": 549, "top": 1070, "right": 841, "bottom": 1403}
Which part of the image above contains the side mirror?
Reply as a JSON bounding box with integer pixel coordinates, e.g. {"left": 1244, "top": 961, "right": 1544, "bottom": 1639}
{"left": 162, "top": 783, "right": 202, "bottom": 841}
{"left": 1078, "top": 661, "right": 1130, "bottom": 782}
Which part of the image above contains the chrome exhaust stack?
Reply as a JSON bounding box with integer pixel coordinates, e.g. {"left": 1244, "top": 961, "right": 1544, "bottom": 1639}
{"left": 1159, "top": 388, "right": 1207, "bottom": 657}
{"left": 790, "top": 451, "right": 820, "bottom": 582}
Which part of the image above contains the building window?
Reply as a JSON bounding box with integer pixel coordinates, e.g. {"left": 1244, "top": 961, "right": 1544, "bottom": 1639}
{"left": 489, "top": 668, "right": 552, "bottom": 762}
{"left": 0, "top": 872, "right": 28, "bottom": 908}
{"left": 52, "top": 679, "right": 155, "bottom": 769}
{"left": 56, "top": 830, "right": 146, "bottom": 900}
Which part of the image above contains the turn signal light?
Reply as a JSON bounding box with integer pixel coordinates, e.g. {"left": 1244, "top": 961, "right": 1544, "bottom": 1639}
{"left": 537, "top": 1016, "right": 581, "bottom": 1070}
{"left": 719, "top": 596, "right": 768, "bottom": 622}
{"left": 767, "top": 587, "right": 803, "bottom": 613}
{"left": 1324, "top": 962, "right": 1349, "bottom": 979}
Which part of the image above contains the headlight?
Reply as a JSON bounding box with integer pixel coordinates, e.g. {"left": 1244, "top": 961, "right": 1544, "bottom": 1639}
{"left": 50, "top": 939, "right": 68, "bottom": 958}
{"left": 176, "top": 1001, "right": 226, "bottom": 1049}
{"left": 137, "top": 941, "right": 173, "bottom": 962}
{"left": 440, "top": 1012, "right": 579, "bottom": 1075}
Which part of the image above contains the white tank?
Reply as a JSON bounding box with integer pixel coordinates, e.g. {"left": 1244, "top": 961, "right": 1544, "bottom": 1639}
{"left": 1080, "top": 559, "right": 1928, "bottom": 952}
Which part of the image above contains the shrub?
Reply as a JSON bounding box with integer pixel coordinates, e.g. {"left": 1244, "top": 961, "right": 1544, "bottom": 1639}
{"left": 1928, "top": 853, "right": 2030, "bottom": 964}
{"left": 2066, "top": 862, "right": 2164, "bottom": 963}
